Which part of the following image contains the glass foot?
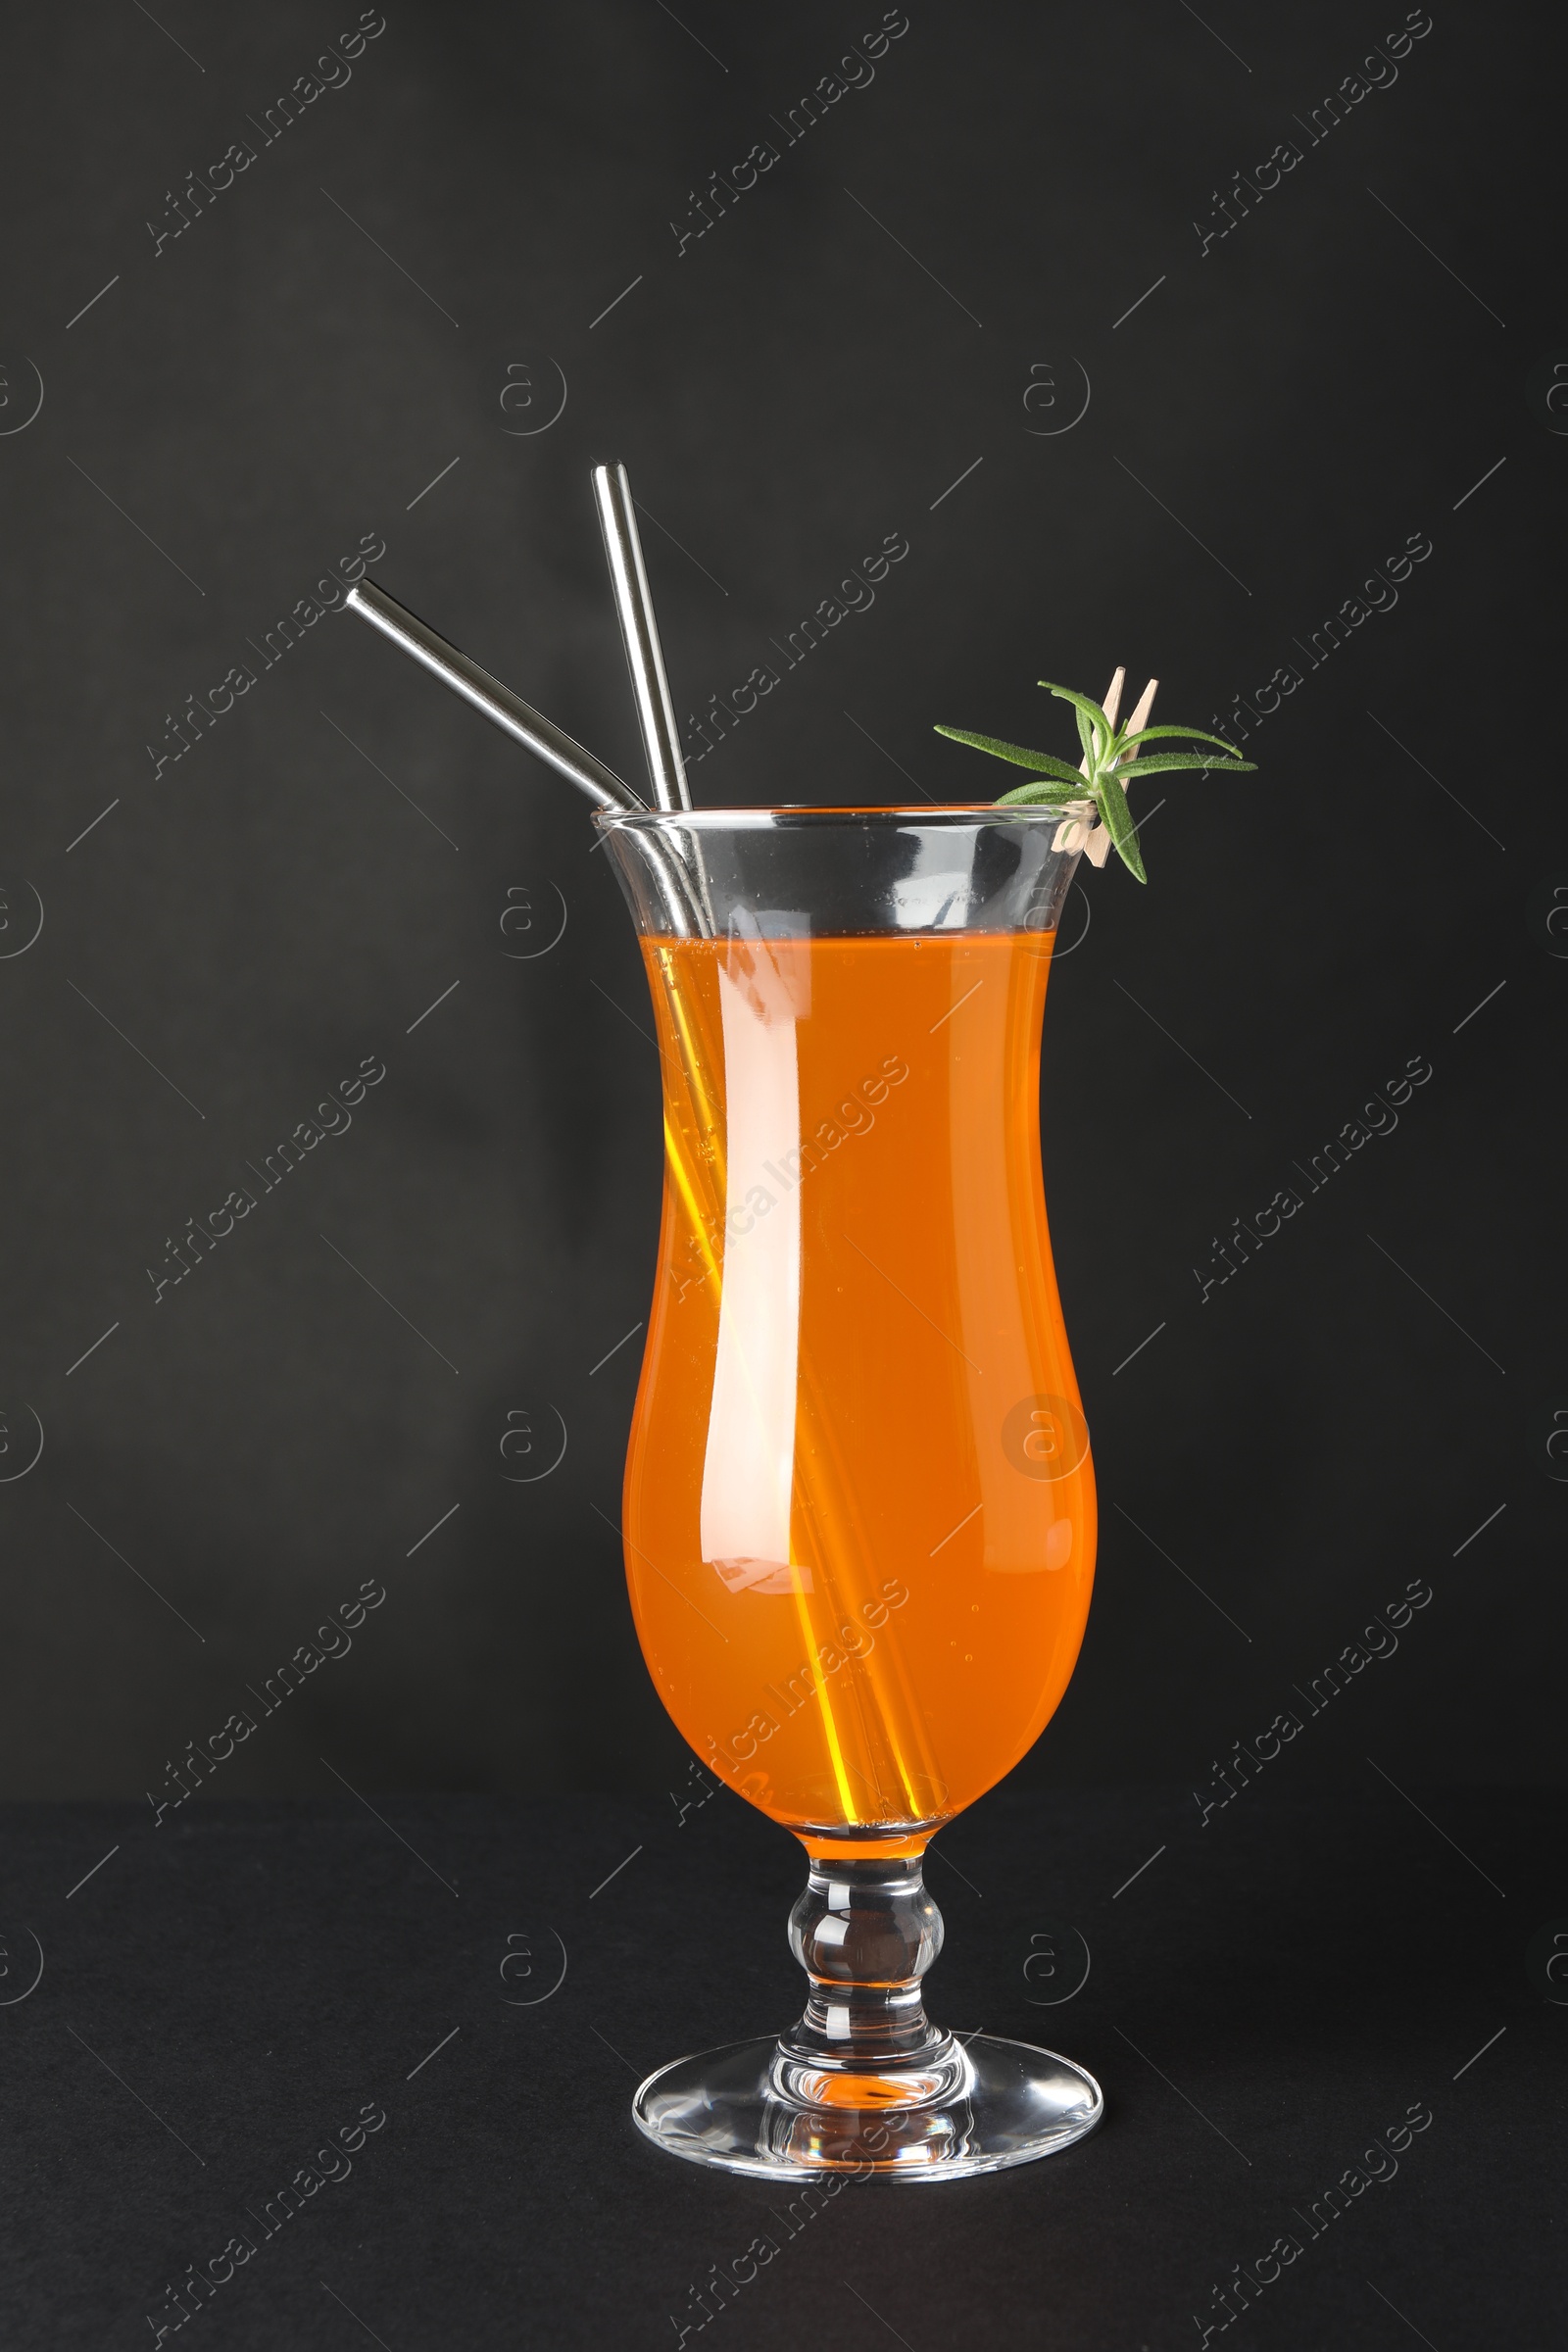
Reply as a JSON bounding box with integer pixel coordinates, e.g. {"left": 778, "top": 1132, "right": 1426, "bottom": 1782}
{"left": 633, "top": 2033, "right": 1103, "bottom": 2180}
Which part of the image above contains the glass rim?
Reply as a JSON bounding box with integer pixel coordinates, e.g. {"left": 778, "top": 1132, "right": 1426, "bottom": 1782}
{"left": 593, "top": 804, "right": 1067, "bottom": 831}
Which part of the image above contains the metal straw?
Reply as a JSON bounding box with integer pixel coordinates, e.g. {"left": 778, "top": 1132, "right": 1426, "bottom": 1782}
{"left": 591, "top": 463, "right": 692, "bottom": 810}
{"left": 344, "top": 577, "right": 643, "bottom": 814}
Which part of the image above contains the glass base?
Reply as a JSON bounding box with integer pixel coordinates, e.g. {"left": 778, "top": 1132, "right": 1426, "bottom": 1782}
{"left": 632, "top": 2033, "right": 1103, "bottom": 2181}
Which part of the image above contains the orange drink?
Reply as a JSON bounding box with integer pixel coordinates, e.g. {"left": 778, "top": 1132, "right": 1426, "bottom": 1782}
{"left": 624, "top": 926, "right": 1095, "bottom": 1853}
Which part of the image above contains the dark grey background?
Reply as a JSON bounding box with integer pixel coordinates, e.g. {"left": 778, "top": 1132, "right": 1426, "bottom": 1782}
{"left": 0, "top": 0, "right": 1560, "bottom": 1810}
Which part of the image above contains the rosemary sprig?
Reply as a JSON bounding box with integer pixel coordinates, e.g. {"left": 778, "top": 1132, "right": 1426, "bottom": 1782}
{"left": 935, "top": 679, "right": 1256, "bottom": 882}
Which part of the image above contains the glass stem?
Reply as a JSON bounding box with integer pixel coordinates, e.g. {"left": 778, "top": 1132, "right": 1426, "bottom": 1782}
{"left": 772, "top": 1855, "right": 966, "bottom": 2107}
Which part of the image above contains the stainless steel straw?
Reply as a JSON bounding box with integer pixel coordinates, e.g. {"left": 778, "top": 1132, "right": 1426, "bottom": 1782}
{"left": 345, "top": 578, "right": 643, "bottom": 814}
{"left": 342, "top": 575, "right": 710, "bottom": 935}
{"left": 590, "top": 464, "right": 692, "bottom": 810}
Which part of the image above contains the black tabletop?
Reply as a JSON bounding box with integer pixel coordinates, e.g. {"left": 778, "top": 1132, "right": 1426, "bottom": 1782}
{"left": 2, "top": 1781, "right": 1559, "bottom": 2348}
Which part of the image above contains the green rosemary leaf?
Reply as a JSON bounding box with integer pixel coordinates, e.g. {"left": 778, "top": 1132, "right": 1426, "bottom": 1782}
{"left": 1040, "top": 683, "right": 1114, "bottom": 760}
{"left": 1072, "top": 703, "right": 1095, "bottom": 764}
{"left": 932, "top": 728, "right": 1088, "bottom": 785}
{"left": 1094, "top": 769, "right": 1147, "bottom": 882}
{"left": 1114, "top": 753, "right": 1257, "bottom": 777}
{"left": 1118, "top": 723, "right": 1249, "bottom": 757}
{"left": 992, "top": 779, "right": 1084, "bottom": 807}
